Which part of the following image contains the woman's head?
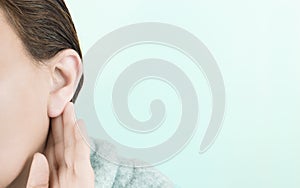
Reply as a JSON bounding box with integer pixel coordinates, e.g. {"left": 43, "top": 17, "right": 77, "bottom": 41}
{"left": 0, "top": 0, "right": 84, "bottom": 102}
{"left": 0, "top": 0, "right": 83, "bottom": 186}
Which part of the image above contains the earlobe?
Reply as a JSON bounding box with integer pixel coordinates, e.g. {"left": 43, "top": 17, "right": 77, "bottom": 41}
{"left": 47, "top": 87, "right": 72, "bottom": 117}
{"left": 47, "top": 49, "right": 82, "bottom": 118}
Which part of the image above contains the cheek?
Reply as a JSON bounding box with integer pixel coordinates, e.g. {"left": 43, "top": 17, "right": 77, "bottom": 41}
{"left": 0, "top": 71, "right": 50, "bottom": 186}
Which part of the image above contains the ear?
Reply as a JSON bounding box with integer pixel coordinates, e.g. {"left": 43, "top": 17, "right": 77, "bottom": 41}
{"left": 47, "top": 49, "right": 82, "bottom": 118}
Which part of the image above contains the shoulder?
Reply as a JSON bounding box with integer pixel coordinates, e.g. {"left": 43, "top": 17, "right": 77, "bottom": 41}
{"left": 89, "top": 137, "right": 174, "bottom": 188}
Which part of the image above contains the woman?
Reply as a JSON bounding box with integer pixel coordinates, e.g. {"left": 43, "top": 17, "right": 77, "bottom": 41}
{"left": 0, "top": 0, "right": 172, "bottom": 187}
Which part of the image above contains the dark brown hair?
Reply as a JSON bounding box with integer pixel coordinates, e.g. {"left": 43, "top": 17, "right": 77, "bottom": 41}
{"left": 0, "top": 0, "right": 83, "bottom": 103}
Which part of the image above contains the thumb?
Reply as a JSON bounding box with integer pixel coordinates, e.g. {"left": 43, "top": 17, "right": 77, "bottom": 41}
{"left": 26, "top": 153, "right": 49, "bottom": 188}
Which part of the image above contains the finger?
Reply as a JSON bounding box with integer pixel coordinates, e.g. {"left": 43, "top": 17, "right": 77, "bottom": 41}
{"left": 44, "top": 129, "right": 58, "bottom": 170}
{"left": 74, "top": 119, "right": 94, "bottom": 180}
{"left": 44, "top": 130, "right": 59, "bottom": 187}
{"left": 26, "top": 153, "right": 49, "bottom": 188}
{"left": 74, "top": 120, "right": 92, "bottom": 169}
{"left": 51, "top": 115, "right": 66, "bottom": 168}
{"left": 63, "top": 102, "right": 76, "bottom": 169}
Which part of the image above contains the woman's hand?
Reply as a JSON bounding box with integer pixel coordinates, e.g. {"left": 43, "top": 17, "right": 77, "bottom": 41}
{"left": 26, "top": 102, "right": 95, "bottom": 188}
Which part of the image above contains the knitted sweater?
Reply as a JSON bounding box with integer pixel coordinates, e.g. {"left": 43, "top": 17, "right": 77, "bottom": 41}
{"left": 89, "top": 137, "right": 174, "bottom": 188}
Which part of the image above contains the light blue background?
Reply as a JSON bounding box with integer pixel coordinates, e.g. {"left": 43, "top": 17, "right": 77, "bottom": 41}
{"left": 67, "top": 0, "right": 300, "bottom": 187}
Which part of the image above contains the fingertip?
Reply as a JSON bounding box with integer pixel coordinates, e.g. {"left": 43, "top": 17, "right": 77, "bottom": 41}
{"left": 27, "top": 153, "right": 49, "bottom": 188}
{"left": 64, "top": 102, "right": 73, "bottom": 114}
{"left": 66, "top": 101, "right": 77, "bottom": 121}
{"left": 32, "top": 153, "right": 49, "bottom": 171}
{"left": 68, "top": 101, "right": 74, "bottom": 110}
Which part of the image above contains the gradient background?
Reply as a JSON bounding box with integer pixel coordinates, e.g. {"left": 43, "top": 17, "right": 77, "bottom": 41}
{"left": 66, "top": 0, "right": 300, "bottom": 187}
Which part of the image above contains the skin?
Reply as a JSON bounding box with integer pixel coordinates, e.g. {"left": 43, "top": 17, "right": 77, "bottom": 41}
{"left": 0, "top": 10, "right": 94, "bottom": 187}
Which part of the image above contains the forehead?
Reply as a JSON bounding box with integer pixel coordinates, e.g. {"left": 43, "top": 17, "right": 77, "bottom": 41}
{"left": 0, "top": 13, "right": 13, "bottom": 50}
{"left": 0, "top": 9, "right": 15, "bottom": 41}
{"left": 0, "top": 8, "right": 16, "bottom": 34}
{"left": 0, "top": 9, "right": 5, "bottom": 25}
{"left": 0, "top": 9, "right": 33, "bottom": 73}
{"left": 0, "top": 9, "right": 25, "bottom": 54}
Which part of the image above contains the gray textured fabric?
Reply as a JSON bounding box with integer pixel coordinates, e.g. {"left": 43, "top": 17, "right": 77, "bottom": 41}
{"left": 89, "top": 137, "right": 174, "bottom": 188}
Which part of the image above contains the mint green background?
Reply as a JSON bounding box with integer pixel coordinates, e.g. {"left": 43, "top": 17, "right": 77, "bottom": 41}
{"left": 66, "top": 0, "right": 300, "bottom": 187}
